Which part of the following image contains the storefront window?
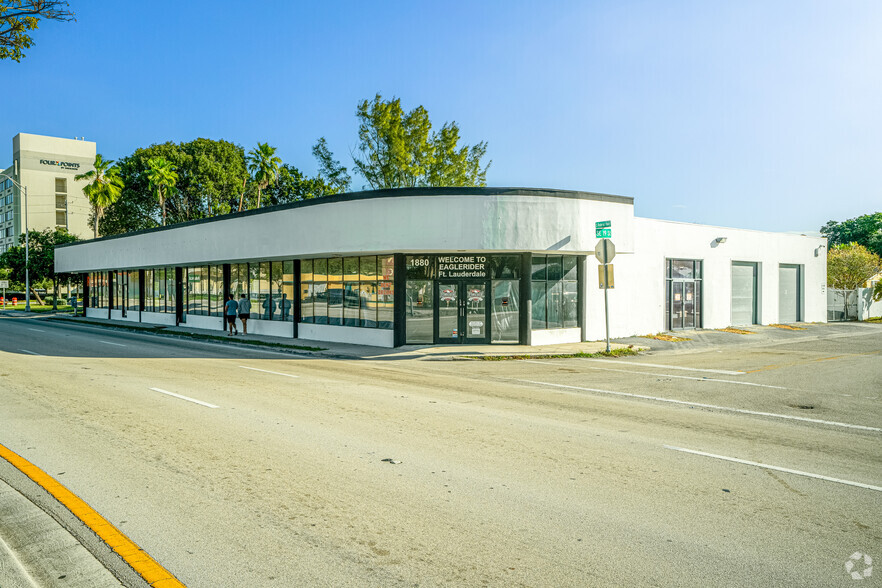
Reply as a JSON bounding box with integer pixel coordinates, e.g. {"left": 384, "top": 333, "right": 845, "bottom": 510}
{"left": 301, "top": 256, "right": 392, "bottom": 330}
{"left": 531, "top": 281, "right": 546, "bottom": 329}
{"left": 281, "top": 260, "right": 295, "bottom": 322}
{"left": 128, "top": 270, "right": 139, "bottom": 311}
{"left": 405, "top": 280, "right": 433, "bottom": 343}
{"left": 491, "top": 280, "right": 519, "bottom": 343}
{"left": 165, "top": 267, "right": 176, "bottom": 313}
{"left": 532, "top": 255, "right": 579, "bottom": 330}
{"left": 301, "top": 282, "right": 314, "bottom": 323}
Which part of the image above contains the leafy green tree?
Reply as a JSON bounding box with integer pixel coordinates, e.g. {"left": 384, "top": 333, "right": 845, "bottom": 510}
{"left": 827, "top": 243, "right": 882, "bottom": 290}
{"left": 0, "top": 228, "right": 78, "bottom": 306}
{"left": 262, "top": 164, "right": 340, "bottom": 206}
{"left": 145, "top": 156, "right": 178, "bottom": 226}
{"left": 352, "top": 93, "right": 490, "bottom": 189}
{"left": 102, "top": 139, "right": 251, "bottom": 235}
{"left": 246, "top": 142, "right": 282, "bottom": 209}
{"left": 312, "top": 137, "right": 351, "bottom": 194}
{"left": 0, "top": 0, "right": 74, "bottom": 62}
{"left": 427, "top": 123, "right": 489, "bottom": 187}
{"left": 182, "top": 138, "right": 249, "bottom": 216}
{"left": 821, "top": 213, "right": 882, "bottom": 257}
{"left": 75, "top": 154, "right": 124, "bottom": 238}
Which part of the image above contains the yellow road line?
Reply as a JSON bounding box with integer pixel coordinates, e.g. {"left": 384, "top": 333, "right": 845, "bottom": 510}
{"left": 0, "top": 443, "right": 185, "bottom": 588}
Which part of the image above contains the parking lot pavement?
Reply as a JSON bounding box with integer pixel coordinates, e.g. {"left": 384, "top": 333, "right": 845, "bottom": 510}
{"left": 611, "top": 321, "right": 882, "bottom": 355}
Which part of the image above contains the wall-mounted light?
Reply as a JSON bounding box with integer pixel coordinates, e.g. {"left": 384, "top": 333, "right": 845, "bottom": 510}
{"left": 815, "top": 244, "right": 827, "bottom": 257}
{"left": 714, "top": 237, "right": 727, "bottom": 244}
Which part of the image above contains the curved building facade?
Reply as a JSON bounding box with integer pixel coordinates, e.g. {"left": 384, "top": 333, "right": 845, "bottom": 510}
{"left": 55, "top": 187, "right": 827, "bottom": 347}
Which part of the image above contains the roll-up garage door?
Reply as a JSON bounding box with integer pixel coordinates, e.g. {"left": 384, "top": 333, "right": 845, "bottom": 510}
{"left": 779, "top": 264, "right": 800, "bottom": 323}
{"left": 731, "top": 262, "right": 758, "bottom": 325}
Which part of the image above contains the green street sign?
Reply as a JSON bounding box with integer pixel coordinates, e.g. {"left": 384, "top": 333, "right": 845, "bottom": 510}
{"left": 595, "top": 220, "right": 611, "bottom": 229}
{"left": 596, "top": 228, "right": 611, "bottom": 238}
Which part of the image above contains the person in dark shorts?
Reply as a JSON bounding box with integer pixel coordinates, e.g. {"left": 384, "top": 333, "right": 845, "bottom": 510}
{"left": 224, "top": 295, "right": 238, "bottom": 335}
{"left": 238, "top": 293, "right": 252, "bottom": 335}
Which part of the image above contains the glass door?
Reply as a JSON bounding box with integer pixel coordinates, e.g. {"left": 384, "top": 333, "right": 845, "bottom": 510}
{"left": 683, "top": 281, "right": 696, "bottom": 328}
{"left": 464, "top": 282, "right": 488, "bottom": 344}
{"left": 435, "top": 281, "right": 490, "bottom": 344}
{"left": 437, "top": 283, "right": 460, "bottom": 343}
{"left": 670, "top": 282, "right": 683, "bottom": 329}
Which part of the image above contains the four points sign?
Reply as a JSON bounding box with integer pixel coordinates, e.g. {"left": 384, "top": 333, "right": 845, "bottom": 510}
{"left": 595, "top": 220, "right": 612, "bottom": 238}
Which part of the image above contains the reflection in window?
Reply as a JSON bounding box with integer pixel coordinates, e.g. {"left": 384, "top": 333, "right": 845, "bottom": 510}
{"left": 281, "top": 260, "right": 294, "bottom": 322}
{"left": 301, "top": 256, "right": 393, "bottom": 330}
{"left": 405, "top": 280, "right": 433, "bottom": 343}
{"left": 532, "top": 255, "right": 579, "bottom": 330}
{"left": 491, "top": 280, "right": 519, "bottom": 343}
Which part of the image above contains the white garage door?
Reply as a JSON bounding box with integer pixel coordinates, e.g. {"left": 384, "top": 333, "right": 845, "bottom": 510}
{"left": 731, "top": 262, "right": 758, "bottom": 325}
{"left": 779, "top": 264, "right": 800, "bottom": 323}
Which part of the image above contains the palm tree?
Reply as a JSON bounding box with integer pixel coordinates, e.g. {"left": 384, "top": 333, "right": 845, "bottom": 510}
{"left": 145, "top": 157, "right": 179, "bottom": 226}
{"left": 75, "top": 154, "right": 124, "bottom": 238}
{"left": 246, "top": 142, "right": 282, "bottom": 208}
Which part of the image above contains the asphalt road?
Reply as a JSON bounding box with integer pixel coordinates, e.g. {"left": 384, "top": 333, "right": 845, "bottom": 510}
{"left": 1, "top": 316, "right": 880, "bottom": 587}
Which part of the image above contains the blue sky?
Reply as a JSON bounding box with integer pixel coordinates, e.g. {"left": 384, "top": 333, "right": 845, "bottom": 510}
{"left": 2, "top": 0, "right": 879, "bottom": 233}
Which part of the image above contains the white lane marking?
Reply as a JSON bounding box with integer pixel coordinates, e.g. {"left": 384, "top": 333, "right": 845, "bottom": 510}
{"left": 518, "top": 380, "right": 882, "bottom": 433}
{"left": 27, "top": 328, "right": 46, "bottom": 333}
{"left": 19, "top": 349, "right": 43, "bottom": 356}
{"left": 149, "top": 387, "right": 218, "bottom": 409}
{"left": 664, "top": 445, "right": 882, "bottom": 493}
{"left": 523, "top": 360, "right": 787, "bottom": 390}
{"left": 580, "top": 358, "right": 745, "bottom": 375}
{"left": 239, "top": 366, "right": 300, "bottom": 378}
{"left": 98, "top": 340, "right": 127, "bottom": 347}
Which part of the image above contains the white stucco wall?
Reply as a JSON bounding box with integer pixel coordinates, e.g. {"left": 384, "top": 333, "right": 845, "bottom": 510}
{"left": 56, "top": 191, "right": 634, "bottom": 272}
{"left": 59, "top": 190, "right": 827, "bottom": 347}
{"left": 298, "top": 323, "right": 395, "bottom": 347}
{"left": 141, "top": 311, "right": 176, "bottom": 326}
{"left": 584, "top": 217, "right": 827, "bottom": 339}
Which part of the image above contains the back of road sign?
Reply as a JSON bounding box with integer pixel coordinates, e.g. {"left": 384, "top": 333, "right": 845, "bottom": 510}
{"left": 594, "top": 239, "right": 616, "bottom": 264}
{"left": 598, "top": 264, "right": 615, "bottom": 288}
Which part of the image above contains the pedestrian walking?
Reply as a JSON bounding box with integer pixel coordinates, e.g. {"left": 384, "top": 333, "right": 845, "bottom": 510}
{"left": 224, "top": 295, "right": 238, "bottom": 335}
{"left": 239, "top": 293, "right": 252, "bottom": 335}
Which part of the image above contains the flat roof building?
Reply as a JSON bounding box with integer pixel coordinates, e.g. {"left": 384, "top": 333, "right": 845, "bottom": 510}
{"left": 55, "top": 187, "right": 827, "bottom": 347}
{"left": 1, "top": 133, "right": 96, "bottom": 254}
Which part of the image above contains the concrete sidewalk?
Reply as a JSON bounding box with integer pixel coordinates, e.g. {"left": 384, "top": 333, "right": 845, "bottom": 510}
{"left": 24, "top": 312, "right": 637, "bottom": 359}
{"left": 7, "top": 310, "right": 880, "bottom": 359}
{"left": 0, "top": 479, "right": 126, "bottom": 588}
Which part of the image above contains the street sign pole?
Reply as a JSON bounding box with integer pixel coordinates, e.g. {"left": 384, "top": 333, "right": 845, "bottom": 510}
{"left": 603, "top": 275, "right": 610, "bottom": 353}
{"left": 594, "top": 237, "right": 616, "bottom": 353}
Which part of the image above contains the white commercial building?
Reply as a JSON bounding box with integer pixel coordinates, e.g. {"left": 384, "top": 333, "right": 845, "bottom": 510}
{"left": 1, "top": 133, "right": 96, "bottom": 253}
{"left": 55, "top": 187, "right": 827, "bottom": 347}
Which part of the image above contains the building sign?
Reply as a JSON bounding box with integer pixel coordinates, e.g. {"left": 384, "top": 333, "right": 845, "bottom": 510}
{"left": 39, "top": 159, "right": 81, "bottom": 170}
{"left": 437, "top": 255, "right": 487, "bottom": 279}
{"left": 407, "top": 254, "right": 499, "bottom": 280}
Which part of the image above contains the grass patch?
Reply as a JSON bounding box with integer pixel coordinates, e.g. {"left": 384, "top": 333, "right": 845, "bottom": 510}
{"left": 473, "top": 347, "right": 640, "bottom": 361}
{"left": 640, "top": 333, "right": 691, "bottom": 342}
{"left": 866, "top": 316, "right": 882, "bottom": 323}
{"left": 45, "top": 316, "right": 326, "bottom": 352}
{"left": 2, "top": 304, "right": 74, "bottom": 313}
{"left": 716, "top": 327, "right": 755, "bottom": 335}
{"left": 769, "top": 323, "right": 807, "bottom": 330}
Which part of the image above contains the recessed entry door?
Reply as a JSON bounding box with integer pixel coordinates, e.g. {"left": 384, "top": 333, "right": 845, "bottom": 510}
{"left": 779, "top": 264, "right": 801, "bottom": 323}
{"left": 669, "top": 281, "right": 698, "bottom": 330}
{"left": 732, "top": 262, "right": 758, "bottom": 325}
{"left": 436, "top": 281, "right": 490, "bottom": 344}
